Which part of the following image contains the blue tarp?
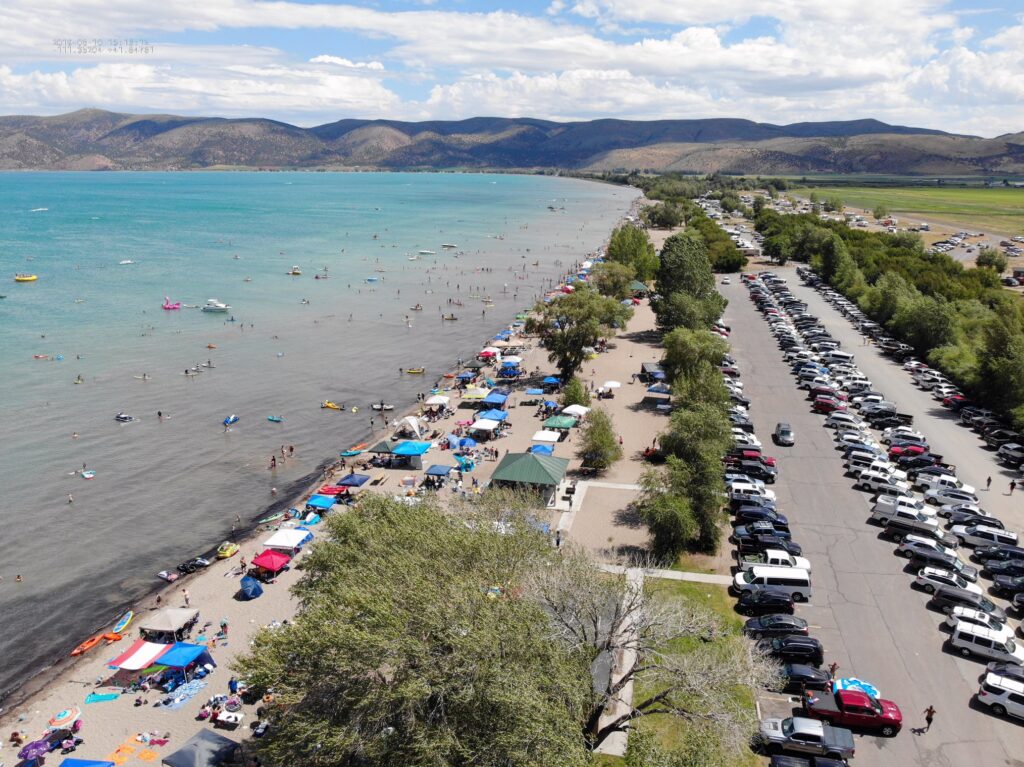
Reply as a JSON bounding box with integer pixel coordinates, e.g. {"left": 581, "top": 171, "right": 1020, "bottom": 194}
{"left": 529, "top": 445, "right": 554, "bottom": 455}
{"left": 60, "top": 761, "right": 116, "bottom": 767}
{"left": 338, "top": 473, "right": 370, "bottom": 487}
{"left": 239, "top": 575, "right": 263, "bottom": 600}
{"left": 542, "top": 376, "right": 561, "bottom": 385}
{"left": 459, "top": 437, "right": 478, "bottom": 448}
{"left": 426, "top": 464, "right": 455, "bottom": 476}
{"left": 525, "top": 388, "right": 544, "bottom": 395}
{"left": 482, "top": 392, "right": 508, "bottom": 406}
{"left": 393, "top": 440, "right": 432, "bottom": 456}
{"left": 305, "top": 494, "right": 336, "bottom": 510}
{"left": 157, "top": 642, "right": 214, "bottom": 669}
{"left": 457, "top": 371, "right": 476, "bottom": 380}
{"left": 647, "top": 383, "right": 671, "bottom": 394}
{"left": 478, "top": 409, "right": 508, "bottom": 421}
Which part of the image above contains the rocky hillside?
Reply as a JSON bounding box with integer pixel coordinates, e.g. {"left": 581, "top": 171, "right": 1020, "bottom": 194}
{"left": 1, "top": 109, "right": 1021, "bottom": 174}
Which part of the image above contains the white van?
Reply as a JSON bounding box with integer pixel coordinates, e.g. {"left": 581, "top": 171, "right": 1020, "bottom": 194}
{"left": 978, "top": 672, "right": 1024, "bottom": 720}
{"left": 732, "top": 566, "right": 812, "bottom": 602}
{"left": 823, "top": 351, "right": 855, "bottom": 365}
{"left": 950, "top": 624, "right": 1024, "bottom": 665}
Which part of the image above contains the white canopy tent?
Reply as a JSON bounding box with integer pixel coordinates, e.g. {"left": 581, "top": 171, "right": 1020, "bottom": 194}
{"left": 138, "top": 608, "right": 200, "bottom": 635}
{"left": 602, "top": 380, "right": 622, "bottom": 389}
{"left": 263, "top": 529, "right": 312, "bottom": 550}
{"left": 424, "top": 394, "right": 450, "bottom": 406}
{"left": 562, "top": 404, "right": 590, "bottom": 418}
{"left": 532, "top": 430, "right": 562, "bottom": 443}
{"left": 469, "top": 418, "right": 501, "bottom": 432}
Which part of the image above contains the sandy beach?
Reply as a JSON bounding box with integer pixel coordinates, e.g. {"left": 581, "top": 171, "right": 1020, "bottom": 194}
{"left": 0, "top": 200, "right": 675, "bottom": 766}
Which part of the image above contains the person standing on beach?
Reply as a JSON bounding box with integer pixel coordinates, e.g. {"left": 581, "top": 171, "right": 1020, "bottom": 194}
{"left": 182, "top": 588, "right": 190, "bottom": 607}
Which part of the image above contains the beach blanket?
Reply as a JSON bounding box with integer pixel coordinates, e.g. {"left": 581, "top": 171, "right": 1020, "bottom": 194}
{"left": 161, "top": 679, "right": 207, "bottom": 711}
{"left": 85, "top": 692, "right": 120, "bottom": 703}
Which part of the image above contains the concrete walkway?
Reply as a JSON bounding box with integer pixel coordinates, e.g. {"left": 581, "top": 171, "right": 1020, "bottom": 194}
{"left": 594, "top": 566, "right": 644, "bottom": 757}
{"left": 598, "top": 562, "right": 733, "bottom": 585}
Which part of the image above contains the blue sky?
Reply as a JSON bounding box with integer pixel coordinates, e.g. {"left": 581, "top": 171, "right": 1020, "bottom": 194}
{"left": 1, "top": 0, "right": 1022, "bottom": 135}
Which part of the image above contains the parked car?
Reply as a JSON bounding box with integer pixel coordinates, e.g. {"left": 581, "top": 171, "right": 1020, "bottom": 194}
{"left": 950, "top": 525, "right": 1019, "bottom": 548}
{"left": 973, "top": 544, "right": 1024, "bottom": 564}
{"left": 977, "top": 671, "right": 1024, "bottom": 719}
{"left": 780, "top": 663, "right": 833, "bottom": 692}
{"left": 944, "top": 606, "right": 1007, "bottom": 633}
{"left": 744, "top": 614, "right": 810, "bottom": 638}
{"left": 736, "top": 587, "right": 796, "bottom": 616}
{"left": 927, "top": 487, "right": 981, "bottom": 507}
{"left": 803, "top": 688, "right": 903, "bottom": 736}
{"left": 914, "top": 566, "right": 982, "bottom": 595}
{"left": 756, "top": 717, "right": 855, "bottom": 761}
{"left": 930, "top": 590, "right": 1007, "bottom": 622}
{"left": 735, "top": 535, "right": 804, "bottom": 556}
{"left": 992, "top": 575, "right": 1024, "bottom": 598}
{"left": 983, "top": 560, "right": 1024, "bottom": 578}
{"left": 756, "top": 635, "right": 824, "bottom": 666}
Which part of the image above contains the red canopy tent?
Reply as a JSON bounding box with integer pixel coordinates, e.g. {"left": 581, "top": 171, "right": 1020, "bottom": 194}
{"left": 252, "top": 549, "right": 291, "bottom": 573}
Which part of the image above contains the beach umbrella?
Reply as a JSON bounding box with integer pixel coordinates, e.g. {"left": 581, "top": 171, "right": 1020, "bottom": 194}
{"left": 48, "top": 706, "right": 81, "bottom": 729}
{"left": 833, "top": 678, "right": 880, "bottom": 698}
{"left": 459, "top": 437, "right": 478, "bottom": 448}
{"left": 647, "top": 383, "right": 671, "bottom": 394}
{"left": 542, "top": 400, "right": 559, "bottom": 409}
{"left": 19, "top": 738, "right": 51, "bottom": 761}
{"left": 602, "top": 380, "right": 622, "bottom": 389}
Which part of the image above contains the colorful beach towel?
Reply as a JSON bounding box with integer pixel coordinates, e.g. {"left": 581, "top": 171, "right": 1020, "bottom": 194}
{"left": 161, "top": 678, "right": 207, "bottom": 710}
{"left": 85, "top": 692, "right": 120, "bottom": 703}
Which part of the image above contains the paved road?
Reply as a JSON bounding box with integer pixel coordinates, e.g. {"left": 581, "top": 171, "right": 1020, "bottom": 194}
{"left": 720, "top": 271, "right": 1024, "bottom": 767}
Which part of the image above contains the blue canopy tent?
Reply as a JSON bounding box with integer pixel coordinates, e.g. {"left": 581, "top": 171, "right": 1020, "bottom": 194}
{"left": 501, "top": 360, "right": 519, "bottom": 367}
{"left": 482, "top": 391, "right": 508, "bottom": 406}
{"left": 337, "top": 473, "right": 370, "bottom": 487}
{"left": 525, "top": 388, "right": 544, "bottom": 395}
{"left": 61, "top": 761, "right": 116, "bottom": 767}
{"left": 459, "top": 437, "right": 477, "bottom": 448}
{"left": 477, "top": 409, "right": 508, "bottom": 422}
{"left": 305, "top": 494, "right": 336, "bottom": 511}
{"left": 157, "top": 642, "right": 216, "bottom": 669}
{"left": 528, "top": 444, "right": 554, "bottom": 455}
{"left": 542, "top": 400, "right": 559, "bottom": 409}
{"left": 239, "top": 575, "right": 263, "bottom": 600}
{"left": 393, "top": 440, "right": 432, "bottom": 470}
{"left": 493, "top": 331, "right": 512, "bottom": 339}
{"left": 425, "top": 464, "right": 455, "bottom": 476}
{"left": 456, "top": 371, "right": 476, "bottom": 380}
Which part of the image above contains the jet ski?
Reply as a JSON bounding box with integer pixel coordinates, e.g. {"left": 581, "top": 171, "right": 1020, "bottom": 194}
{"left": 114, "top": 412, "right": 135, "bottom": 423}
{"left": 223, "top": 414, "right": 239, "bottom": 427}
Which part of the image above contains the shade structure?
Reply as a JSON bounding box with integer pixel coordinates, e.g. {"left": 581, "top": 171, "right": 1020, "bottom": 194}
{"left": 629, "top": 279, "right": 649, "bottom": 294}
{"left": 524, "top": 388, "right": 545, "bottom": 395}
{"left": 500, "top": 360, "right": 519, "bottom": 368}
{"left": 491, "top": 452, "right": 570, "bottom": 487}
{"left": 479, "top": 348, "right": 499, "bottom": 356}
{"left": 161, "top": 729, "right": 238, "bottom": 767}
{"left": 305, "top": 494, "right": 335, "bottom": 510}
{"left": 528, "top": 444, "right": 554, "bottom": 455}
{"left": 110, "top": 639, "right": 174, "bottom": 671}
{"left": 561, "top": 404, "right": 590, "bottom": 417}
{"left": 463, "top": 360, "right": 486, "bottom": 369}
{"left": 239, "top": 576, "right": 263, "bottom": 600}
{"left": 462, "top": 387, "right": 490, "bottom": 399}
{"left": 393, "top": 440, "right": 431, "bottom": 456}
{"left": 457, "top": 370, "right": 476, "bottom": 380}
{"left": 368, "top": 439, "right": 396, "bottom": 454}
{"left": 602, "top": 380, "right": 622, "bottom": 389}
{"left": 424, "top": 394, "right": 450, "bottom": 406}
{"left": 396, "top": 415, "right": 426, "bottom": 437}
{"left": 48, "top": 706, "right": 81, "bottom": 729}
{"left": 263, "top": 528, "right": 313, "bottom": 550}
{"left": 502, "top": 355, "right": 523, "bottom": 364}
{"left": 647, "top": 383, "right": 671, "bottom": 394}
{"left": 477, "top": 409, "right": 508, "bottom": 422}
{"left": 425, "top": 464, "right": 455, "bottom": 476}
{"left": 532, "top": 429, "right": 562, "bottom": 443}
{"left": 252, "top": 549, "right": 291, "bottom": 573}
{"left": 138, "top": 608, "right": 200, "bottom": 635}
{"left": 61, "top": 760, "right": 116, "bottom": 767}
{"left": 543, "top": 415, "right": 578, "bottom": 430}
{"left": 482, "top": 391, "right": 508, "bottom": 406}
{"left": 469, "top": 418, "right": 500, "bottom": 432}
{"left": 156, "top": 642, "right": 215, "bottom": 669}
{"left": 542, "top": 376, "right": 561, "bottom": 385}
{"left": 338, "top": 473, "right": 370, "bottom": 487}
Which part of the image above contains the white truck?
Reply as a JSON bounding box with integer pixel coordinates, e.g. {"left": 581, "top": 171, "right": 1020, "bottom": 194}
{"left": 735, "top": 548, "right": 813, "bottom": 573}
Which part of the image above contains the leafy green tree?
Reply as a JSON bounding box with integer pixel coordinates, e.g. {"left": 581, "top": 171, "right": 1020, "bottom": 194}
{"left": 561, "top": 376, "right": 591, "bottom": 407}
{"left": 873, "top": 203, "right": 890, "bottom": 220}
{"left": 661, "top": 328, "right": 728, "bottom": 384}
{"left": 654, "top": 291, "right": 727, "bottom": 332}
{"left": 591, "top": 260, "right": 636, "bottom": 300}
{"left": 576, "top": 408, "right": 622, "bottom": 472}
{"left": 763, "top": 233, "right": 792, "bottom": 265}
{"left": 976, "top": 247, "right": 1008, "bottom": 274}
{"left": 636, "top": 467, "right": 698, "bottom": 558}
{"left": 656, "top": 231, "right": 715, "bottom": 302}
{"left": 607, "top": 223, "right": 659, "bottom": 281}
{"left": 527, "top": 286, "right": 633, "bottom": 381}
{"left": 824, "top": 196, "right": 844, "bottom": 213}
{"left": 642, "top": 202, "right": 683, "bottom": 229}
{"left": 752, "top": 196, "right": 766, "bottom": 216}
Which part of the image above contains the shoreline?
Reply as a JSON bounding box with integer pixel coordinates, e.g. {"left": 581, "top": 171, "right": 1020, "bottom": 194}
{"left": 0, "top": 193, "right": 644, "bottom": 737}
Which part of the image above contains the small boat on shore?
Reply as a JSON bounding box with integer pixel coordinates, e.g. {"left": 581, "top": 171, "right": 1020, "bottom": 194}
{"left": 258, "top": 511, "right": 285, "bottom": 524}
{"left": 157, "top": 570, "right": 179, "bottom": 582}
{"left": 14, "top": 274, "right": 37, "bottom": 282}
{"left": 202, "top": 298, "right": 230, "bottom": 313}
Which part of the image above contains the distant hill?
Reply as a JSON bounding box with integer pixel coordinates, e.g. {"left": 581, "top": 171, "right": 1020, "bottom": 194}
{"left": 1, "top": 109, "right": 1021, "bottom": 174}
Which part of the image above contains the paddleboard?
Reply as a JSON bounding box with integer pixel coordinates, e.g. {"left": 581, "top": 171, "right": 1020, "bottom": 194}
{"left": 267, "top": 416, "right": 284, "bottom": 423}
{"left": 112, "top": 610, "right": 134, "bottom": 634}
{"left": 258, "top": 511, "right": 285, "bottom": 524}
{"left": 81, "top": 470, "right": 96, "bottom": 480}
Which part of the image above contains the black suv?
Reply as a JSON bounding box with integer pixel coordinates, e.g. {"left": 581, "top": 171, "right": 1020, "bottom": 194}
{"left": 744, "top": 614, "right": 809, "bottom": 638}
{"left": 738, "top": 460, "right": 778, "bottom": 484}
{"left": 755, "top": 635, "right": 824, "bottom": 667}
{"left": 734, "top": 535, "right": 803, "bottom": 556}
{"left": 736, "top": 586, "right": 795, "bottom": 616}
{"left": 780, "top": 663, "right": 832, "bottom": 692}
{"left": 973, "top": 545, "right": 1024, "bottom": 564}
{"left": 930, "top": 589, "right": 1007, "bottom": 622}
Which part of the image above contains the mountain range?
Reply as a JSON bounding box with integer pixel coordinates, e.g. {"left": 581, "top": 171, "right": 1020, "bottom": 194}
{"left": 1, "top": 109, "right": 1023, "bottom": 174}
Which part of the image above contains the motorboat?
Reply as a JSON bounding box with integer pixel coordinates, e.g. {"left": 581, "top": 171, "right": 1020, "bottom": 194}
{"left": 119, "top": 259, "right": 134, "bottom": 265}
{"left": 288, "top": 266, "right": 302, "bottom": 275}
{"left": 442, "top": 243, "right": 458, "bottom": 249}
{"left": 372, "top": 402, "right": 394, "bottom": 411}
{"left": 114, "top": 412, "right": 135, "bottom": 423}
{"left": 418, "top": 250, "right": 436, "bottom": 255}
{"left": 410, "top": 304, "right": 423, "bottom": 311}
{"left": 162, "top": 297, "right": 181, "bottom": 310}
{"left": 14, "top": 274, "right": 37, "bottom": 282}
{"left": 442, "top": 314, "right": 458, "bottom": 321}
{"left": 201, "top": 299, "right": 230, "bottom": 313}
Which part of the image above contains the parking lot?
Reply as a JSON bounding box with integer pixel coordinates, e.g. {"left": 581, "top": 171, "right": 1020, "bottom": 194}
{"left": 720, "top": 269, "right": 1024, "bottom": 766}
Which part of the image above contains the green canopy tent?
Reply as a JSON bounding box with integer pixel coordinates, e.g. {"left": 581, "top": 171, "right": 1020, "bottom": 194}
{"left": 491, "top": 452, "right": 570, "bottom": 489}
{"left": 543, "top": 415, "right": 578, "bottom": 431}
{"left": 368, "top": 440, "right": 396, "bottom": 454}
{"left": 628, "top": 279, "right": 649, "bottom": 296}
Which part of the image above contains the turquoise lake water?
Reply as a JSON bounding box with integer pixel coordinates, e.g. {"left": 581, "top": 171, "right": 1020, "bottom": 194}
{"left": 0, "top": 171, "right": 637, "bottom": 700}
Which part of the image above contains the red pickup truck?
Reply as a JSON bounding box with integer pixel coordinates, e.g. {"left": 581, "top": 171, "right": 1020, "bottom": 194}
{"left": 805, "top": 689, "right": 902, "bottom": 736}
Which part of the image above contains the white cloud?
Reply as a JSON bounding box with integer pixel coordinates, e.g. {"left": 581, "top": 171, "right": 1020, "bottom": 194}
{"left": 309, "top": 55, "right": 385, "bottom": 70}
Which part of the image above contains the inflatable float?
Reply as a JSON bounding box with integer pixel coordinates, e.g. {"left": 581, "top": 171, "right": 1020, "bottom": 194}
{"left": 267, "top": 415, "right": 284, "bottom": 423}
{"left": 321, "top": 401, "right": 341, "bottom": 410}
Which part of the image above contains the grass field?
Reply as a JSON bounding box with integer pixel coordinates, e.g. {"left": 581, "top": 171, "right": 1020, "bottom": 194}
{"left": 795, "top": 186, "right": 1024, "bottom": 235}
{"left": 630, "top": 580, "right": 760, "bottom": 766}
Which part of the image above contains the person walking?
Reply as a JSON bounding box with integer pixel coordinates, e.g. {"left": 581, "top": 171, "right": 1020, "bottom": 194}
{"left": 923, "top": 705, "right": 936, "bottom": 731}
{"left": 987, "top": 476, "right": 993, "bottom": 491}
{"left": 182, "top": 588, "right": 190, "bottom": 607}
{"left": 827, "top": 661, "right": 839, "bottom": 679}
{"left": 1011, "top": 480, "right": 1017, "bottom": 495}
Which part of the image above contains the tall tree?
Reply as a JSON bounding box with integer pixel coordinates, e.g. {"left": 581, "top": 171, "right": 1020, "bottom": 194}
{"left": 591, "top": 260, "right": 636, "bottom": 300}
{"left": 607, "top": 223, "right": 659, "bottom": 281}
{"left": 576, "top": 408, "right": 623, "bottom": 472}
